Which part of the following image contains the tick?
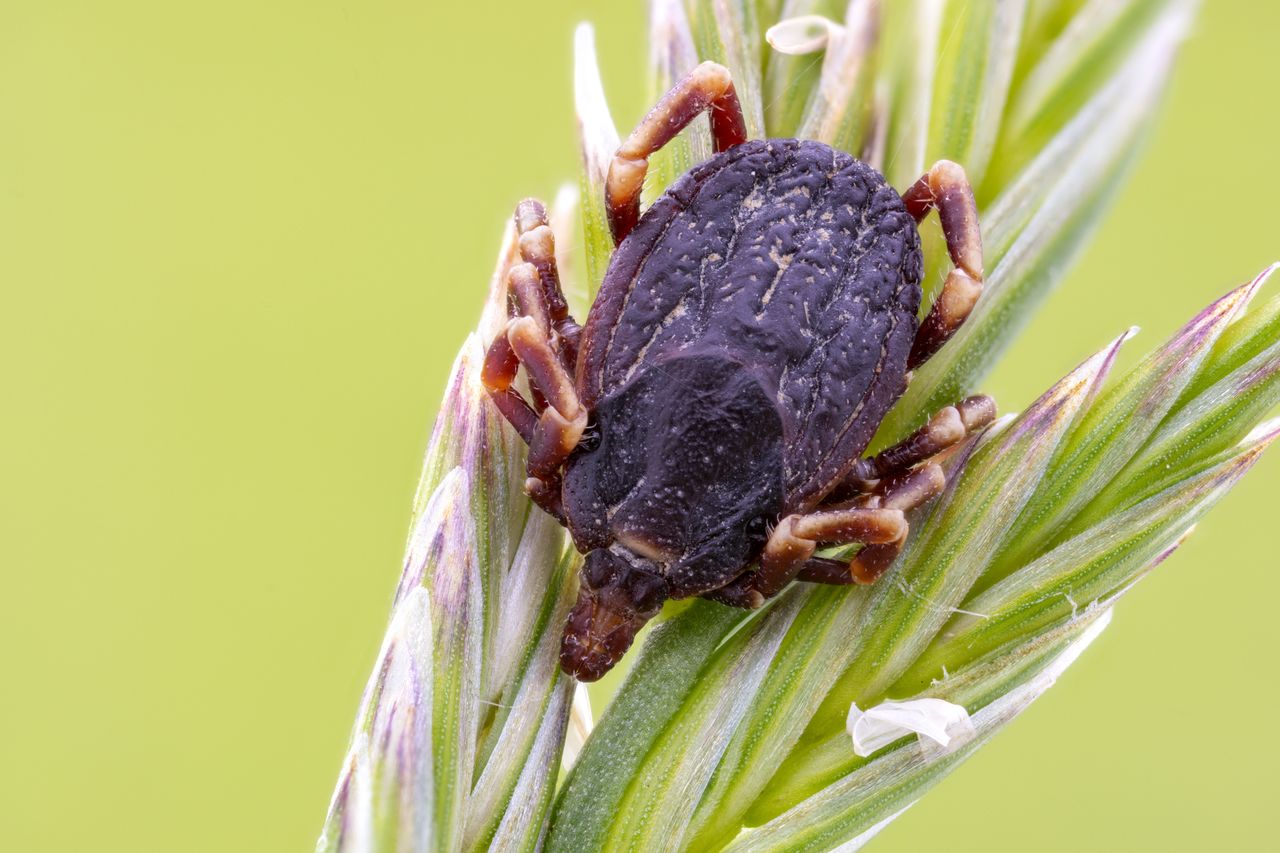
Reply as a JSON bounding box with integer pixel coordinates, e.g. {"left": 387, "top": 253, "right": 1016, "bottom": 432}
{"left": 482, "top": 62, "right": 996, "bottom": 681}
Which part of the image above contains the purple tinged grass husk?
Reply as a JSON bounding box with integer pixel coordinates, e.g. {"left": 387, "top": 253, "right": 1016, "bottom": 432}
{"left": 983, "top": 273, "right": 1265, "bottom": 586}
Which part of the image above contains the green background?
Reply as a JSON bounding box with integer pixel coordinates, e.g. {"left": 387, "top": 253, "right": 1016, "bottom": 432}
{"left": 2, "top": 2, "right": 1277, "bottom": 850}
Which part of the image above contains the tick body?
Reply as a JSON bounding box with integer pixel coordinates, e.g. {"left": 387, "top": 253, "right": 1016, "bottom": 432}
{"left": 482, "top": 62, "right": 995, "bottom": 681}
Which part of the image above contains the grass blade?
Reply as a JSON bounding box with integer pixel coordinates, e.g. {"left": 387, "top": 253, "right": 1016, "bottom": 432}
{"left": 995, "top": 0, "right": 1192, "bottom": 182}
{"left": 986, "top": 278, "right": 1260, "bottom": 582}
{"left": 879, "top": 0, "right": 944, "bottom": 189}
{"left": 925, "top": 0, "right": 1025, "bottom": 185}
{"left": 788, "top": 1, "right": 880, "bottom": 154}
{"left": 761, "top": 0, "right": 847, "bottom": 137}
{"left": 317, "top": 588, "right": 435, "bottom": 853}
{"left": 602, "top": 597, "right": 802, "bottom": 851}
{"left": 545, "top": 602, "right": 745, "bottom": 852}
{"left": 726, "top": 612, "right": 1113, "bottom": 852}
{"left": 645, "top": 0, "right": 709, "bottom": 205}
{"left": 875, "top": 1, "right": 1187, "bottom": 445}
{"left": 683, "top": 0, "right": 768, "bottom": 139}
{"left": 684, "top": 586, "right": 872, "bottom": 850}
{"left": 900, "top": 428, "right": 1271, "bottom": 693}
{"left": 761, "top": 335, "right": 1122, "bottom": 819}
{"left": 465, "top": 547, "right": 577, "bottom": 851}
{"left": 574, "top": 24, "right": 621, "bottom": 292}
{"left": 419, "top": 470, "right": 484, "bottom": 853}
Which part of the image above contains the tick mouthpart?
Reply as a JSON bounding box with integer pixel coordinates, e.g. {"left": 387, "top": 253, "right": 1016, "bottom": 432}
{"left": 559, "top": 591, "right": 646, "bottom": 682}
{"left": 560, "top": 547, "right": 668, "bottom": 681}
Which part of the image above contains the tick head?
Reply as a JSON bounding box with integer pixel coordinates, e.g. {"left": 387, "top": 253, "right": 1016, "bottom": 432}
{"left": 560, "top": 545, "right": 668, "bottom": 681}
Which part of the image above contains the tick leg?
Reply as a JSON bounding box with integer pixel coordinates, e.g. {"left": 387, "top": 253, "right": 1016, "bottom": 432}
{"left": 700, "top": 577, "right": 768, "bottom": 609}
{"left": 810, "top": 394, "right": 994, "bottom": 583}
{"left": 710, "top": 394, "right": 993, "bottom": 606}
{"left": 483, "top": 314, "right": 582, "bottom": 446}
{"left": 845, "top": 464, "right": 945, "bottom": 583}
{"left": 524, "top": 474, "right": 565, "bottom": 521}
{"left": 775, "top": 505, "right": 908, "bottom": 591}
{"left": 834, "top": 394, "right": 996, "bottom": 499}
{"left": 512, "top": 320, "right": 585, "bottom": 521}
{"left": 481, "top": 319, "right": 587, "bottom": 522}
{"left": 704, "top": 505, "right": 907, "bottom": 609}
{"left": 481, "top": 199, "right": 589, "bottom": 520}
{"left": 507, "top": 316, "right": 588, "bottom": 472}
{"left": 801, "top": 463, "right": 947, "bottom": 586}
{"left": 513, "top": 198, "right": 582, "bottom": 371}
{"left": 901, "top": 161, "right": 985, "bottom": 369}
{"left": 606, "top": 61, "right": 748, "bottom": 243}
{"left": 795, "top": 556, "right": 858, "bottom": 585}
{"left": 506, "top": 262, "right": 551, "bottom": 412}
{"left": 481, "top": 332, "right": 539, "bottom": 444}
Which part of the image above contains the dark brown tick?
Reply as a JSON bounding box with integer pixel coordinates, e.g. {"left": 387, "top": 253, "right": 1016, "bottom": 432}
{"left": 482, "top": 62, "right": 996, "bottom": 681}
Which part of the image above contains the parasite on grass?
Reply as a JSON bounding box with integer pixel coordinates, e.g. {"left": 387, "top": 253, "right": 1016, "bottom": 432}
{"left": 482, "top": 62, "right": 997, "bottom": 681}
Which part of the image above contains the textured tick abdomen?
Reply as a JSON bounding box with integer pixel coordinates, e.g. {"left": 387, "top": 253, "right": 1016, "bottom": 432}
{"left": 578, "top": 139, "right": 922, "bottom": 512}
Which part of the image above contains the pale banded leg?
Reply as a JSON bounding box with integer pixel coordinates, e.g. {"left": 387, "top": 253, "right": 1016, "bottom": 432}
{"left": 772, "top": 464, "right": 949, "bottom": 589}
{"left": 703, "top": 465, "right": 943, "bottom": 608}
{"left": 901, "top": 161, "right": 985, "bottom": 369}
{"left": 820, "top": 464, "right": 946, "bottom": 586}
{"left": 481, "top": 199, "right": 587, "bottom": 519}
{"left": 606, "top": 61, "right": 748, "bottom": 243}
{"left": 514, "top": 199, "right": 581, "bottom": 371}
{"left": 835, "top": 395, "right": 996, "bottom": 498}
{"left": 819, "top": 395, "right": 996, "bottom": 584}
{"left": 482, "top": 317, "right": 586, "bottom": 519}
